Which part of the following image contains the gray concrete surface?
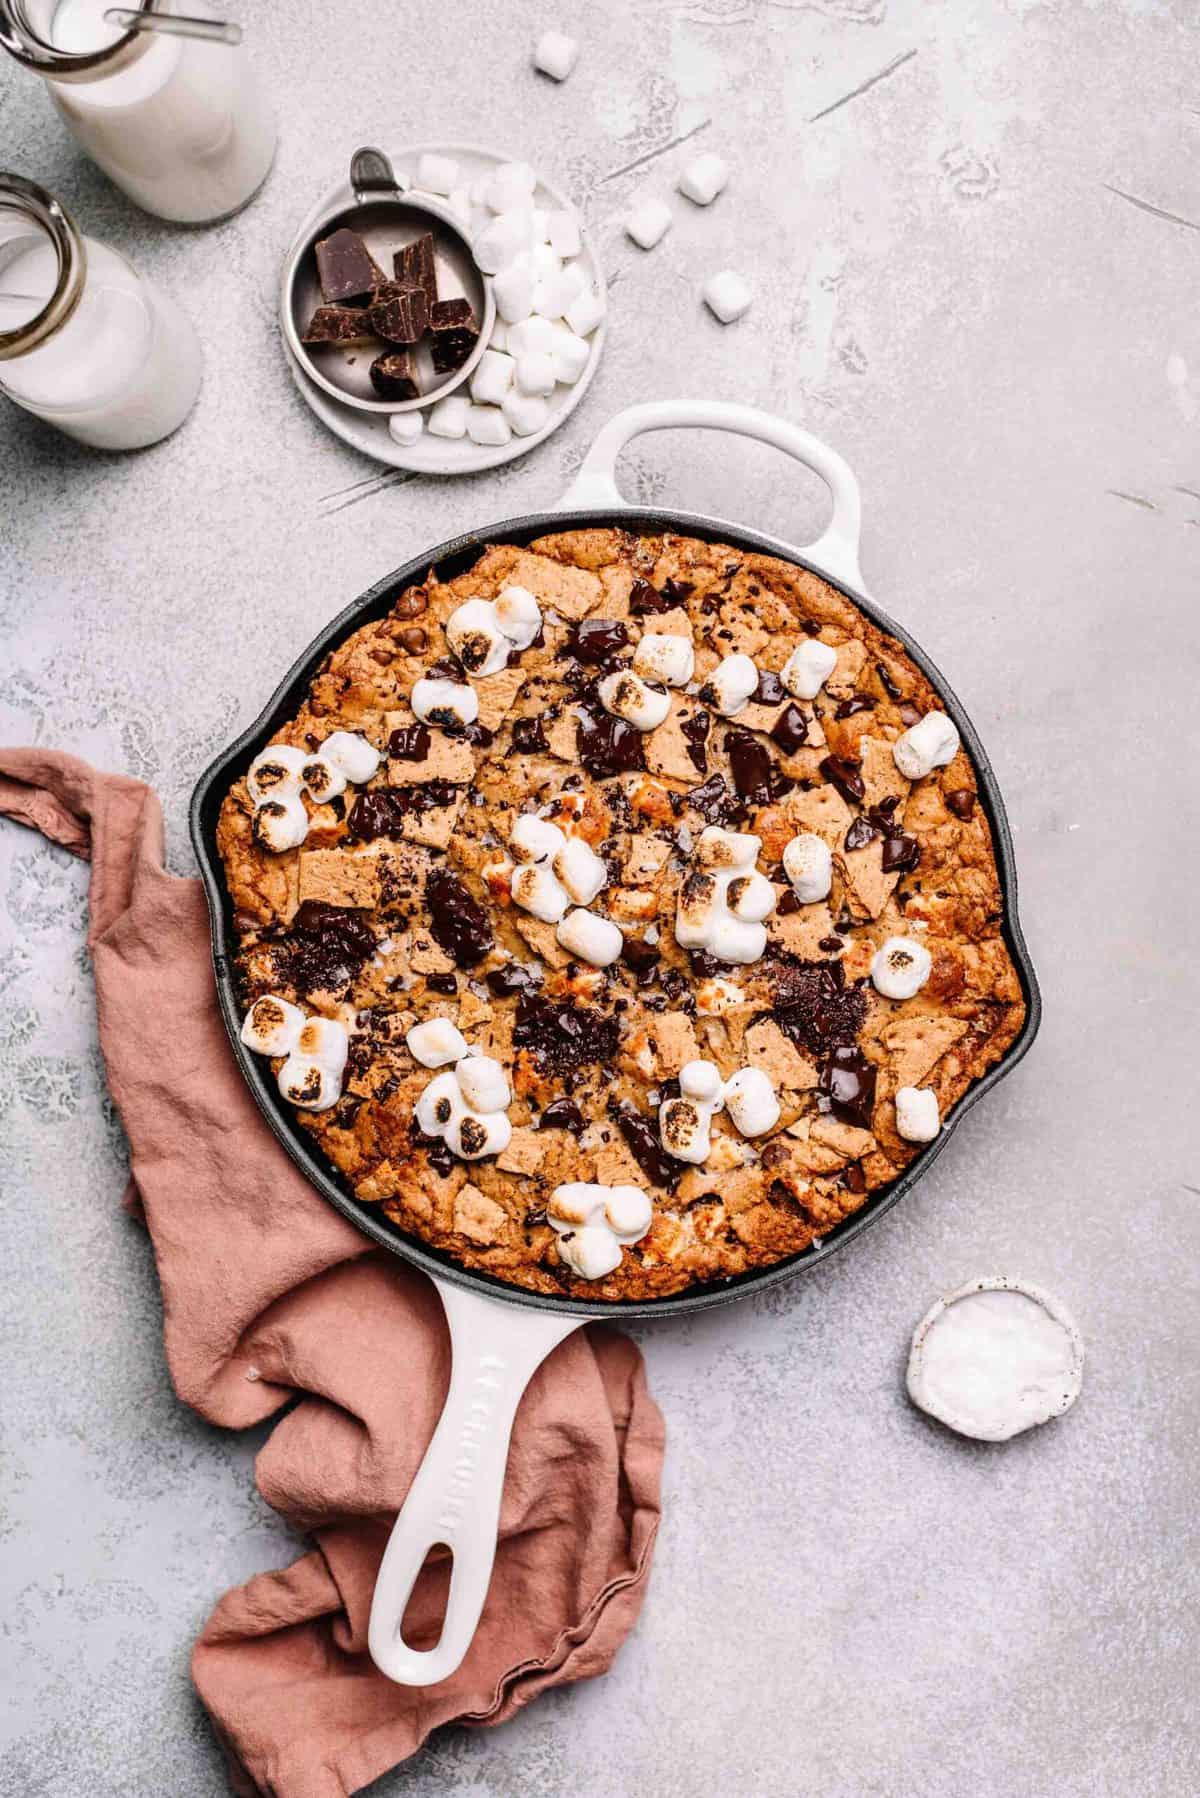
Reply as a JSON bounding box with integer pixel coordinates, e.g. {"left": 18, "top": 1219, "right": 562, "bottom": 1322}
{"left": 2, "top": 2, "right": 1198, "bottom": 1793}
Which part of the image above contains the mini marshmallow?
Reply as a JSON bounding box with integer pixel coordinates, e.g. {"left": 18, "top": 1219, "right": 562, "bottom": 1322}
{"left": 782, "top": 637, "right": 838, "bottom": 700}
{"left": 502, "top": 389, "right": 550, "bottom": 436}
{"left": 388, "top": 410, "right": 424, "bottom": 445}
{"left": 535, "top": 261, "right": 588, "bottom": 321}
{"left": 494, "top": 584, "right": 542, "bottom": 648}
{"left": 427, "top": 394, "right": 470, "bottom": 439}
{"left": 564, "top": 285, "right": 605, "bottom": 337}
{"left": 277, "top": 1057, "right": 342, "bottom": 1111}
{"left": 469, "top": 348, "right": 516, "bottom": 406}
{"left": 252, "top": 795, "right": 308, "bottom": 853}
{"left": 241, "top": 995, "right": 305, "bottom": 1057}
{"left": 416, "top": 152, "right": 459, "bottom": 195}
{"left": 489, "top": 318, "right": 510, "bottom": 352}
{"left": 782, "top": 831, "right": 833, "bottom": 903}
{"left": 320, "top": 731, "right": 381, "bottom": 785}
{"left": 510, "top": 813, "right": 566, "bottom": 863}
{"left": 547, "top": 1180, "right": 652, "bottom": 1280}
{"left": 533, "top": 28, "right": 578, "bottom": 80}
{"left": 515, "top": 351, "right": 556, "bottom": 396}
{"left": 893, "top": 710, "right": 961, "bottom": 780}
{"left": 680, "top": 1059, "right": 724, "bottom": 1106}
{"left": 546, "top": 208, "right": 582, "bottom": 258}
{"left": 296, "top": 1016, "right": 350, "bottom": 1074}
{"left": 704, "top": 652, "right": 759, "bottom": 717}
{"left": 507, "top": 315, "right": 557, "bottom": 358}
{"left": 660, "top": 1060, "right": 724, "bottom": 1165}
{"left": 625, "top": 198, "right": 672, "bottom": 250}
{"left": 556, "top": 907, "right": 623, "bottom": 967}
{"left": 597, "top": 668, "right": 671, "bottom": 731}
{"left": 553, "top": 836, "right": 608, "bottom": 905}
{"left": 723, "top": 1066, "right": 779, "bottom": 1137}
{"left": 895, "top": 1085, "right": 941, "bottom": 1143}
{"left": 247, "top": 744, "right": 307, "bottom": 805}
{"left": 634, "top": 631, "right": 694, "bottom": 687}
{"left": 299, "top": 753, "right": 345, "bottom": 803}
{"left": 675, "top": 827, "right": 774, "bottom": 964}
{"left": 407, "top": 1018, "right": 469, "bottom": 1068}
{"left": 547, "top": 323, "right": 590, "bottom": 385}
{"left": 872, "top": 935, "right": 933, "bottom": 1000}
{"left": 485, "top": 161, "right": 537, "bottom": 213}
{"left": 528, "top": 243, "right": 561, "bottom": 282}
{"left": 702, "top": 270, "right": 753, "bottom": 323}
{"left": 678, "top": 153, "right": 730, "bottom": 206}
{"left": 511, "top": 862, "right": 570, "bottom": 923}
{"left": 411, "top": 676, "right": 480, "bottom": 728}
{"left": 474, "top": 209, "right": 534, "bottom": 274}
{"left": 695, "top": 826, "right": 761, "bottom": 872}
{"left": 725, "top": 870, "right": 776, "bottom": 921}
{"left": 467, "top": 405, "right": 513, "bottom": 448}
{"left": 455, "top": 1053, "right": 511, "bottom": 1113}
{"left": 492, "top": 263, "right": 535, "bottom": 325}
{"left": 415, "top": 1058, "right": 513, "bottom": 1161}
{"left": 446, "top": 599, "right": 506, "bottom": 676}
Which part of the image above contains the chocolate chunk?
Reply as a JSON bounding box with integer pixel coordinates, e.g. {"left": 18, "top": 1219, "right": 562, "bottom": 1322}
{"left": 486, "top": 962, "right": 542, "bottom": 997}
{"left": 393, "top": 231, "right": 437, "bottom": 308}
{"left": 569, "top": 618, "right": 629, "bottom": 664}
{"left": 612, "top": 1100, "right": 679, "bottom": 1190}
{"left": 819, "top": 754, "right": 866, "bottom": 805}
{"left": 369, "top": 349, "right": 419, "bottom": 400}
{"left": 679, "top": 708, "right": 711, "bottom": 774}
{"left": 661, "top": 578, "right": 693, "bottom": 605}
{"left": 945, "top": 787, "right": 976, "bottom": 820}
{"left": 753, "top": 669, "right": 786, "bottom": 707}
{"left": 629, "top": 578, "right": 672, "bottom": 617}
{"left": 429, "top": 298, "right": 479, "bottom": 372}
{"left": 686, "top": 774, "right": 743, "bottom": 826}
{"left": 430, "top": 296, "right": 476, "bottom": 331}
{"left": 345, "top": 783, "right": 461, "bottom": 840}
{"left": 300, "top": 304, "right": 377, "bottom": 345}
{"left": 844, "top": 815, "right": 877, "bottom": 852}
{"left": 514, "top": 993, "right": 620, "bottom": 1076}
{"left": 388, "top": 723, "right": 432, "bottom": 760}
{"left": 314, "top": 228, "right": 386, "bottom": 305}
{"left": 511, "top": 716, "right": 548, "bottom": 753}
{"left": 426, "top": 971, "right": 458, "bottom": 995}
{"left": 577, "top": 709, "right": 646, "bottom": 778}
{"left": 369, "top": 282, "right": 429, "bottom": 345}
{"left": 819, "top": 1046, "right": 877, "bottom": 1130}
{"left": 835, "top": 694, "right": 876, "bottom": 719}
{"left": 726, "top": 727, "right": 787, "bottom": 807}
{"left": 396, "top": 625, "right": 428, "bottom": 654}
{"left": 881, "top": 832, "right": 921, "bottom": 873}
{"left": 770, "top": 703, "right": 810, "bottom": 756}
{"left": 875, "top": 660, "right": 902, "bottom": 701}
{"left": 283, "top": 901, "right": 375, "bottom": 996}
{"left": 539, "top": 1098, "right": 585, "bottom": 1135}
{"left": 622, "top": 935, "right": 660, "bottom": 973}
{"left": 425, "top": 868, "right": 492, "bottom": 967}
{"left": 770, "top": 956, "right": 867, "bottom": 1057}
{"left": 818, "top": 934, "right": 844, "bottom": 953}
{"left": 411, "top": 1116, "right": 455, "bottom": 1177}
{"left": 842, "top": 1163, "right": 867, "bottom": 1194}
{"left": 688, "top": 950, "right": 721, "bottom": 979}
{"left": 393, "top": 588, "right": 428, "bottom": 620}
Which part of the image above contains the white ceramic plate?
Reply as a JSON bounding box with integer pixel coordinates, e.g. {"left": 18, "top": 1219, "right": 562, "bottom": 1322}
{"left": 280, "top": 141, "right": 607, "bottom": 476}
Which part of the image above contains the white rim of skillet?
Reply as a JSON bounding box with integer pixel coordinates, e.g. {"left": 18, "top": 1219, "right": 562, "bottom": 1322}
{"left": 280, "top": 140, "right": 608, "bottom": 477}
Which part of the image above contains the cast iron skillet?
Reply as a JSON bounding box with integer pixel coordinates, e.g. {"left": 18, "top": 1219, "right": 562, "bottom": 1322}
{"left": 190, "top": 401, "right": 1041, "bottom": 1687}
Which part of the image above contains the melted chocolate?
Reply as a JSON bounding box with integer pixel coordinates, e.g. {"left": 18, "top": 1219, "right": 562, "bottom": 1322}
{"left": 388, "top": 723, "right": 432, "bottom": 760}
{"left": 539, "top": 1097, "right": 585, "bottom": 1135}
{"left": 346, "top": 784, "right": 461, "bottom": 840}
{"left": 819, "top": 754, "right": 866, "bottom": 805}
{"left": 511, "top": 717, "right": 548, "bottom": 753}
{"left": 426, "top": 971, "right": 458, "bottom": 995}
{"left": 679, "top": 709, "right": 711, "bottom": 774}
{"left": 425, "top": 868, "right": 492, "bottom": 967}
{"left": 819, "top": 1046, "right": 877, "bottom": 1130}
{"left": 770, "top": 956, "right": 867, "bottom": 1057}
{"left": 612, "top": 1100, "right": 679, "bottom": 1189}
{"left": 686, "top": 774, "right": 743, "bottom": 825}
{"left": 844, "top": 815, "right": 876, "bottom": 852}
{"left": 577, "top": 709, "right": 646, "bottom": 778}
{"left": 753, "top": 669, "right": 786, "bottom": 707}
{"left": 569, "top": 619, "right": 629, "bottom": 664}
{"left": 875, "top": 661, "right": 902, "bottom": 701}
{"left": 283, "top": 901, "right": 375, "bottom": 996}
{"left": 726, "top": 727, "right": 788, "bottom": 806}
{"left": 770, "top": 703, "right": 810, "bottom": 755}
{"left": 486, "top": 962, "right": 541, "bottom": 998}
{"left": 629, "top": 578, "right": 672, "bottom": 616}
{"left": 410, "top": 1118, "right": 455, "bottom": 1178}
{"left": 513, "top": 993, "right": 620, "bottom": 1075}
{"left": 835, "top": 694, "right": 876, "bottom": 719}
{"left": 622, "top": 935, "right": 660, "bottom": 973}
{"left": 881, "top": 833, "right": 920, "bottom": 873}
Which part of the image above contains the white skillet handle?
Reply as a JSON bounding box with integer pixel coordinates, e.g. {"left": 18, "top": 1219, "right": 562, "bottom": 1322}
{"left": 555, "top": 399, "right": 867, "bottom": 596}
{"left": 368, "top": 1278, "right": 588, "bottom": 1686}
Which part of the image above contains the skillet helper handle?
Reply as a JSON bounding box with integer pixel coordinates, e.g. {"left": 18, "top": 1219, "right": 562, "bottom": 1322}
{"left": 554, "top": 399, "right": 868, "bottom": 596}
{"left": 368, "top": 1280, "right": 587, "bottom": 1686}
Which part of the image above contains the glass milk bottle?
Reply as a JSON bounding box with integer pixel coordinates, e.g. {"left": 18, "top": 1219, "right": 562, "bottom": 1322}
{"left": 0, "top": 0, "right": 276, "bottom": 224}
{"left": 0, "top": 174, "right": 202, "bottom": 449}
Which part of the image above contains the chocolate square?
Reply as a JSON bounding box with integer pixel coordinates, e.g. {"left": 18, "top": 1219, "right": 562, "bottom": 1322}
{"left": 300, "top": 304, "right": 378, "bottom": 346}
{"left": 314, "top": 228, "right": 387, "bottom": 305}
{"left": 393, "top": 232, "right": 437, "bottom": 309}
{"left": 369, "top": 350, "right": 420, "bottom": 400}
{"left": 429, "top": 298, "right": 478, "bottom": 373}
{"left": 369, "top": 281, "right": 430, "bottom": 345}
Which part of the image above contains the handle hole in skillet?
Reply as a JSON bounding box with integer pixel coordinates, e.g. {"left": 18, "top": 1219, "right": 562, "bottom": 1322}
{"left": 399, "top": 1542, "right": 454, "bottom": 1650}
{"left": 610, "top": 429, "right": 833, "bottom": 552}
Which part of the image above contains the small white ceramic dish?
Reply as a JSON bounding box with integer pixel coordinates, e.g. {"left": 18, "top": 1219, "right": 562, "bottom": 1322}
{"left": 907, "top": 1275, "right": 1084, "bottom": 1442}
{"left": 280, "top": 140, "right": 607, "bottom": 477}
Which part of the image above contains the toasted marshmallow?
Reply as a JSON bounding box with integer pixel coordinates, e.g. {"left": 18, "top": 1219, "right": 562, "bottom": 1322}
{"left": 634, "top": 631, "right": 694, "bottom": 687}
{"left": 299, "top": 754, "right": 345, "bottom": 802}
{"left": 556, "top": 907, "right": 623, "bottom": 966}
{"left": 547, "top": 1180, "right": 652, "bottom": 1280}
{"left": 534, "top": 28, "right": 579, "bottom": 80}
{"left": 695, "top": 825, "right": 760, "bottom": 871}
{"left": 296, "top": 1016, "right": 350, "bottom": 1073}
{"left": 494, "top": 584, "right": 542, "bottom": 649}
{"left": 320, "top": 731, "right": 381, "bottom": 785}
{"left": 723, "top": 1066, "right": 780, "bottom": 1137}
{"left": 240, "top": 994, "right": 305, "bottom": 1057}
{"left": 411, "top": 676, "right": 480, "bottom": 728}
{"left": 446, "top": 597, "right": 509, "bottom": 677}
{"left": 696, "top": 976, "right": 746, "bottom": 1014}
{"left": 597, "top": 668, "right": 671, "bottom": 732}
{"left": 511, "top": 862, "right": 570, "bottom": 923}
{"left": 871, "top": 935, "right": 933, "bottom": 1000}
{"left": 675, "top": 827, "right": 774, "bottom": 965}
{"left": 782, "top": 638, "right": 838, "bottom": 700}
{"left": 510, "top": 812, "right": 567, "bottom": 864}
{"left": 415, "top": 1057, "right": 513, "bottom": 1162}
{"left": 659, "top": 1095, "right": 715, "bottom": 1164}
{"left": 455, "top": 1053, "right": 511, "bottom": 1113}
{"left": 252, "top": 795, "right": 308, "bottom": 853}
{"left": 705, "top": 652, "right": 759, "bottom": 717}
{"left": 893, "top": 710, "right": 961, "bottom": 780}
{"left": 406, "top": 1018, "right": 469, "bottom": 1068}
{"left": 895, "top": 1085, "right": 941, "bottom": 1143}
{"left": 277, "top": 1056, "right": 342, "bottom": 1111}
{"left": 725, "top": 870, "right": 776, "bottom": 922}
{"left": 553, "top": 836, "right": 608, "bottom": 906}
{"left": 782, "top": 831, "right": 833, "bottom": 903}
{"left": 247, "top": 744, "right": 308, "bottom": 805}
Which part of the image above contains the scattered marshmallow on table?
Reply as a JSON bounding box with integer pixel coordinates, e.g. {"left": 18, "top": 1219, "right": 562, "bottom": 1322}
{"left": 782, "top": 637, "right": 837, "bottom": 700}
{"left": 678, "top": 153, "right": 730, "bottom": 206}
{"left": 625, "top": 198, "right": 672, "bottom": 250}
{"left": 702, "top": 270, "right": 753, "bottom": 324}
{"left": 388, "top": 410, "right": 423, "bottom": 445}
{"left": 415, "top": 152, "right": 459, "bottom": 195}
{"left": 533, "top": 29, "right": 578, "bottom": 80}
{"left": 427, "top": 394, "right": 470, "bottom": 439}
{"left": 895, "top": 1085, "right": 941, "bottom": 1143}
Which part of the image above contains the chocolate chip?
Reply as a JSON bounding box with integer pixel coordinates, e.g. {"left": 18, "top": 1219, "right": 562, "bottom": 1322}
{"left": 393, "top": 589, "right": 428, "bottom": 620}
{"left": 539, "top": 1098, "right": 585, "bottom": 1135}
{"left": 612, "top": 1100, "right": 679, "bottom": 1189}
{"left": 881, "top": 833, "right": 920, "bottom": 873}
{"left": 622, "top": 935, "right": 660, "bottom": 973}
{"left": 819, "top": 1046, "right": 877, "bottom": 1130}
{"left": 426, "top": 971, "right": 458, "bottom": 995}
{"left": 844, "top": 815, "right": 877, "bottom": 852}
{"left": 753, "top": 669, "right": 786, "bottom": 707}
{"left": 875, "top": 660, "right": 902, "bottom": 701}
{"left": 819, "top": 754, "right": 866, "bottom": 805}
{"left": 777, "top": 889, "right": 800, "bottom": 916}
{"left": 388, "top": 723, "right": 432, "bottom": 760}
{"left": 770, "top": 703, "right": 810, "bottom": 756}
{"left": 411, "top": 1117, "right": 454, "bottom": 1177}
{"left": 945, "top": 788, "right": 976, "bottom": 820}
{"left": 818, "top": 934, "right": 843, "bottom": 953}
{"left": 511, "top": 717, "right": 548, "bottom": 753}
{"left": 396, "top": 625, "right": 428, "bottom": 655}
{"left": 569, "top": 618, "right": 629, "bottom": 664}
{"left": 577, "top": 709, "right": 646, "bottom": 778}
{"left": 425, "top": 868, "right": 492, "bottom": 967}
{"left": 835, "top": 694, "right": 876, "bottom": 719}
{"left": 679, "top": 709, "right": 711, "bottom": 774}
{"left": 629, "top": 578, "right": 672, "bottom": 617}
{"left": 688, "top": 949, "right": 722, "bottom": 979}
{"left": 842, "top": 1163, "right": 867, "bottom": 1194}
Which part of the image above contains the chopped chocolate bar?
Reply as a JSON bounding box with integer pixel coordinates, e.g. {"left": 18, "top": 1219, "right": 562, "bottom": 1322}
{"left": 393, "top": 232, "right": 438, "bottom": 309}
{"left": 314, "top": 228, "right": 386, "bottom": 305}
{"left": 369, "top": 282, "right": 429, "bottom": 345}
{"left": 300, "top": 305, "right": 377, "bottom": 346}
{"left": 370, "top": 349, "right": 420, "bottom": 400}
{"left": 429, "top": 298, "right": 479, "bottom": 373}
